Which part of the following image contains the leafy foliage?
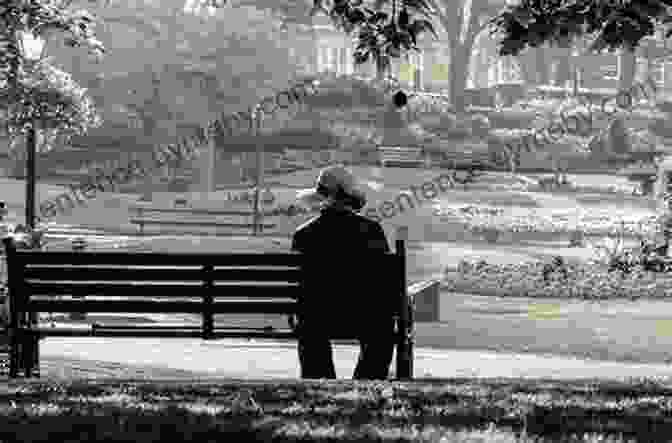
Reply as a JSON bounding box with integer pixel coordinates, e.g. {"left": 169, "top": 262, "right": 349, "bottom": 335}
{"left": 490, "top": 0, "right": 672, "bottom": 56}
{"left": 74, "top": 0, "right": 302, "bottom": 146}
{"left": 0, "top": 0, "right": 104, "bottom": 142}
{"left": 311, "top": 0, "right": 437, "bottom": 73}
{"left": 1, "top": 59, "right": 101, "bottom": 139}
{"left": 0, "top": 0, "right": 104, "bottom": 90}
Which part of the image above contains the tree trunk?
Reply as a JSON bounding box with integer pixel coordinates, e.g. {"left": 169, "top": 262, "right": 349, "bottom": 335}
{"left": 554, "top": 48, "right": 572, "bottom": 87}
{"left": 619, "top": 48, "right": 636, "bottom": 90}
{"left": 518, "top": 46, "right": 549, "bottom": 86}
{"left": 450, "top": 46, "right": 470, "bottom": 114}
{"left": 536, "top": 47, "right": 550, "bottom": 85}
{"left": 376, "top": 57, "right": 388, "bottom": 81}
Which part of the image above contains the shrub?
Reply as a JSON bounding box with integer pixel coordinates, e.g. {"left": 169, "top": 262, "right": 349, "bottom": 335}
{"left": 569, "top": 230, "right": 586, "bottom": 247}
{"left": 446, "top": 243, "right": 672, "bottom": 299}
{"left": 469, "top": 113, "right": 491, "bottom": 137}
{"left": 3, "top": 61, "right": 101, "bottom": 144}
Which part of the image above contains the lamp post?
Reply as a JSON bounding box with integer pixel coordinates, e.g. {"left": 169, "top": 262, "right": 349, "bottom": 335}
{"left": 571, "top": 48, "right": 581, "bottom": 97}
{"left": 15, "top": 29, "right": 46, "bottom": 233}
{"left": 252, "top": 104, "right": 264, "bottom": 236}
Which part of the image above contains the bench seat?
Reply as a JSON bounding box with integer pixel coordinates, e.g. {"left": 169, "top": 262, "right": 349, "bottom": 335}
{"left": 129, "top": 218, "right": 277, "bottom": 230}
{"left": 129, "top": 206, "right": 277, "bottom": 235}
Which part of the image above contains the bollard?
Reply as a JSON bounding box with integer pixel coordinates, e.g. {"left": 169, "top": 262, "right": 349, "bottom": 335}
{"left": 69, "top": 238, "right": 87, "bottom": 321}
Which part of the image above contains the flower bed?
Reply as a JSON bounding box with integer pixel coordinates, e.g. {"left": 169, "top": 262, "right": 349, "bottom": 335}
{"left": 433, "top": 204, "right": 660, "bottom": 238}
{"left": 444, "top": 259, "right": 672, "bottom": 299}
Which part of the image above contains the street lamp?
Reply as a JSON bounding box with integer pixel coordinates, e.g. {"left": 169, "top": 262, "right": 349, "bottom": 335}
{"left": 16, "top": 29, "right": 46, "bottom": 233}
{"left": 17, "top": 30, "right": 46, "bottom": 61}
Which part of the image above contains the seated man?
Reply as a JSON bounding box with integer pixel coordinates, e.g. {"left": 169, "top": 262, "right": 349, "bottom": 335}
{"left": 291, "top": 165, "right": 394, "bottom": 380}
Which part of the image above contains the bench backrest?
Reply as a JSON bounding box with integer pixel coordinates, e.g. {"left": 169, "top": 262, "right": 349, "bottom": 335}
{"left": 2, "top": 237, "right": 407, "bottom": 332}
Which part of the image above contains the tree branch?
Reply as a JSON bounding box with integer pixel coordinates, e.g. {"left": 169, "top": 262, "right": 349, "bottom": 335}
{"left": 427, "top": 0, "right": 460, "bottom": 45}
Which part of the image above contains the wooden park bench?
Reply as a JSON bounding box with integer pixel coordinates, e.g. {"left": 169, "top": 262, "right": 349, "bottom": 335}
{"left": 3, "top": 227, "right": 436, "bottom": 380}
{"left": 129, "top": 206, "right": 277, "bottom": 236}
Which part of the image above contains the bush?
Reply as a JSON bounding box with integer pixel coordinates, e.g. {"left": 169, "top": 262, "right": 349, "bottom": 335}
{"left": 445, "top": 248, "right": 672, "bottom": 299}
{"left": 487, "top": 110, "right": 538, "bottom": 129}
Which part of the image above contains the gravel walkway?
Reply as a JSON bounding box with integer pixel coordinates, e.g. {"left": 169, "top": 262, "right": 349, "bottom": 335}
{"left": 37, "top": 338, "right": 672, "bottom": 381}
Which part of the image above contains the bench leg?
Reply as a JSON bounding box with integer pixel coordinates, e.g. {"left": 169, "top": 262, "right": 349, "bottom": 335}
{"left": 396, "top": 326, "right": 414, "bottom": 380}
{"left": 8, "top": 328, "right": 19, "bottom": 378}
{"left": 24, "top": 332, "right": 39, "bottom": 378}
{"left": 22, "top": 335, "right": 33, "bottom": 377}
{"left": 32, "top": 333, "right": 39, "bottom": 377}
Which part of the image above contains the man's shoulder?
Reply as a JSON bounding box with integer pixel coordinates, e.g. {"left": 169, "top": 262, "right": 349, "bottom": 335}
{"left": 293, "top": 214, "right": 321, "bottom": 237}
{"left": 352, "top": 211, "right": 384, "bottom": 231}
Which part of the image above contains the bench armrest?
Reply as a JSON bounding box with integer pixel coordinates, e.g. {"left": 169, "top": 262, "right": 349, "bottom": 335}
{"left": 407, "top": 279, "right": 440, "bottom": 305}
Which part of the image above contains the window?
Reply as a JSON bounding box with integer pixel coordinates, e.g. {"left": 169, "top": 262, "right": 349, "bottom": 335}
{"left": 431, "top": 63, "right": 449, "bottom": 82}
{"left": 600, "top": 58, "right": 619, "bottom": 81}
{"left": 319, "top": 46, "right": 330, "bottom": 72}
{"left": 636, "top": 57, "right": 648, "bottom": 82}
{"left": 499, "top": 57, "right": 522, "bottom": 83}
{"left": 399, "top": 63, "right": 414, "bottom": 83}
{"left": 651, "top": 60, "right": 665, "bottom": 88}
{"left": 338, "top": 47, "right": 345, "bottom": 74}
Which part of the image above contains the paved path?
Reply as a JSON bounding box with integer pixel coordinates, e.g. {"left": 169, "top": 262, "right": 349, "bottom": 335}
{"left": 39, "top": 338, "right": 672, "bottom": 381}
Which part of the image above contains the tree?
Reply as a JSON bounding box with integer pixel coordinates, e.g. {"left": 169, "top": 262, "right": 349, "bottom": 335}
{"left": 198, "top": 1, "right": 505, "bottom": 115}
{"left": 0, "top": 0, "right": 104, "bottom": 167}
{"left": 424, "top": 0, "right": 508, "bottom": 112}
{"left": 489, "top": 0, "right": 667, "bottom": 108}
{"left": 309, "top": 0, "right": 437, "bottom": 80}
{"left": 310, "top": 0, "right": 521, "bottom": 113}
{"left": 63, "top": 0, "right": 301, "bottom": 151}
{"left": 490, "top": 0, "right": 671, "bottom": 57}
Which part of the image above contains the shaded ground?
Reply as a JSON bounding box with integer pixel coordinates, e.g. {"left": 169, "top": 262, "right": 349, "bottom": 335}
{"left": 3, "top": 375, "right": 672, "bottom": 442}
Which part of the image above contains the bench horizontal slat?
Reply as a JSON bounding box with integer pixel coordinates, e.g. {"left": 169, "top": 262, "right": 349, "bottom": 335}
{"left": 31, "top": 327, "right": 364, "bottom": 340}
{"left": 27, "top": 299, "right": 298, "bottom": 314}
{"left": 15, "top": 251, "right": 304, "bottom": 266}
{"left": 24, "top": 267, "right": 207, "bottom": 282}
{"left": 26, "top": 282, "right": 300, "bottom": 298}
{"left": 23, "top": 267, "right": 302, "bottom": 283}
{"left": 26, "top": 282, "right": 204, "bottom": 295}
{"left": 32, "top": 327, "right": 372, "bottom": 344}
{"left": 130, "top": 207, "right": 275, "bottom": 217}
{"left": 34, "top": 327, "right": 298, "bottom": 339}
{"left": 129, "top": 219, "right": 277, "bottom": 229}
{"left": 87, "top": 324, "right": 292, "bottom": 330}
{"left": 34, "top": 327, "right": 202, "bottom": 338}
{"left": 92, "top": 324, "right": 202, "bottom": 329}
{"left": 211, "top": 268, "right": 301, "bottom": 282}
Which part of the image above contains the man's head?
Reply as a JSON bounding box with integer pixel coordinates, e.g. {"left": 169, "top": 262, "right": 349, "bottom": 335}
{"left": 297, "top": 165, "right": 367, "bottom": 211}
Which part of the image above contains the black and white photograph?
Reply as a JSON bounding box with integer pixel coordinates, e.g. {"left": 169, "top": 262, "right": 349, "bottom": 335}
{"left": 2, "top": 0, "right": 672, "bottom": 441}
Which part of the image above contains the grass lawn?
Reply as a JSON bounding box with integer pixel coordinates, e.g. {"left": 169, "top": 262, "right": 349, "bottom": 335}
{"left": 2, "top": 376, "right": 672, "bottom": 442}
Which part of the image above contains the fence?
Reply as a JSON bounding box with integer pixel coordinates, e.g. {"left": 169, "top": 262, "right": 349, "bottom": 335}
{"left": 378, "top": 146, "right": 426, "bottom": 168}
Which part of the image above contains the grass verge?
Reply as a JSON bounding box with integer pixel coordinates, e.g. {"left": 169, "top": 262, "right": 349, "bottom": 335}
{"left": 2, "top": 376, "right": 672, "bottom": 442}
